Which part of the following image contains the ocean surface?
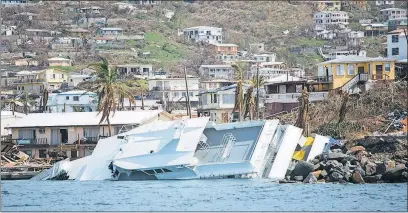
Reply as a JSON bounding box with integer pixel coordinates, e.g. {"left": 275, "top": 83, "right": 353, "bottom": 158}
{"left": 1, "top": 179, "right": 407, "bottom": 212}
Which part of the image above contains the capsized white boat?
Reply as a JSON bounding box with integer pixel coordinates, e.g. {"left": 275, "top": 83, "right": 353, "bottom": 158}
{"left": 32, "top": 117, "right": 329, "bottom": 181}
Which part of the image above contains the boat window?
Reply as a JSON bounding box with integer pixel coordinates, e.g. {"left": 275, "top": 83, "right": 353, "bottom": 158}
{"left": 154, "top": 169, "right": 163, "bottom": 174}
{"left": 143, "top": 170, "right": 155, "bottom": 175}
{"left": 162, "top": 168, "right": 172, "bottom": 173}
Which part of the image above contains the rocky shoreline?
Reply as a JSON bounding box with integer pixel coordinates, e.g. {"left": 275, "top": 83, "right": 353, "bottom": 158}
{"left": 282, "top": 134, "right": 408, "bottom": 184}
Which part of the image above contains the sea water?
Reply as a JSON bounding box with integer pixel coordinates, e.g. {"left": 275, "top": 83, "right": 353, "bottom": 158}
{"left": 1, "top": 179, "right": 407, "bottom": 211}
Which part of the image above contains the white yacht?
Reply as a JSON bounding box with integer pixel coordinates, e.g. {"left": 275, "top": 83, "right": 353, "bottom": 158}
{"left": 32, "top": 117, "right": 329, "bottom": 181}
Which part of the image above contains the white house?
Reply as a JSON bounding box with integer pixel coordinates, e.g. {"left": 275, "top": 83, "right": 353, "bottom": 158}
{"left": 313, "top": 11, "right": 349, "bottom": 32}
{"left": 67, "top": 74, "right": 93, "bottom": 87}
{"left": 6, "top": 110, "right": 170, "bottom": 159}
{"left": 46, "top": 91, "right": 98, "bottom": 113}
{"left": 48, "top": 57, "right": 72, "bottom": 67}
{"left": 251, "top": 53, "right": 276, "bottom": 63}
{"left": 197, "top": 84, "right": 264, "bottom": 123}
{"left": 347, "top": 31, "right": 364, "bottom": 47}
{"left": 116, "top": 64, "right": 155, "bottom": 79}
{"left": 199, "top": 65, "right": 234, "bottom": 80}
{"left": 376, "top": 1, "right": 394, "bottom": 6}
{"left": 387, "top": 29, "right": 407, "bottom": 61}
{"left": 130, "top": 0, "right": 161, "bottom": 5}
{"left": 324, "top": 50, "right": 367, "bottom": 61}
{"left": 182, "top": 26, "right": 223, "bottom": 44}
{"left": 97, "top": 28, "right": 123, "bottom": 37}
{"left": 148, "top": 77, "right": 200, "bottom": 103}
{"left": 380, "top": 8, "right": 407, "bottom": 21}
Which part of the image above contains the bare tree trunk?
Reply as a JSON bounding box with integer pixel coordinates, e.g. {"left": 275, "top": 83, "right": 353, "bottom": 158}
{"left": 295, "top": 89, "right": 309, "bottom": 135}
{"left": 141, "top": 92, "right": 145, "bottom": 110}
{"left": 107, "top": 116, "right": 112, "bottom": 136}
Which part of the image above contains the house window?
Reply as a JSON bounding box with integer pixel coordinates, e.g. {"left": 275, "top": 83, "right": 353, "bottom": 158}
{"left": 53, "top": 74, "right": 55, "bottom": 78}
{"left": 66, "top": 96, "right": 69, "bottom": 100}
{"left": 62, "top": 74, "right": 64, "bottom": 78}
{"left": 392, "top": 35, "right": 399, "bottom": 43}
{"left": 392, "top": 48, "right": 399, "bottom": 55}
{"left": 70, "top": 79, "right": 73, "bottom": 82}
{"left": 73, "top": 96, "right": 79, "bottom": 101}
{"left": 385, "top": 63, "right": 390, "bottom": 72}
{"left": 189, "top": 92, "right": 194, "bottom": 97}
{"left": 173, "top": 92, "right": 179, "bottom": 98}
{"left": 182, "top": 92, "right": 186, "bottom": 97}
{"left": 336, "top": 65, "right": 344, "bottom": 76}
{"left": 347, "top": 64, "right": 354, "bottom": 75}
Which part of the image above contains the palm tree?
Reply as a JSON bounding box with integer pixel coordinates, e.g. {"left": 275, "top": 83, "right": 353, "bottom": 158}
{"left": 87, "top": 57, "right": 135, "bottom": 136}
{"left": 232, "top": 63, "right": 246, "bottom": 122}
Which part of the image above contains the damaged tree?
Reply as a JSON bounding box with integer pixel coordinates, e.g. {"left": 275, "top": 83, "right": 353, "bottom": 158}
{"left": 295, "top": 88, "right": 309, "bottom": 135}
{"left": 337, "top": 91, "right": 349, "bottom": 137}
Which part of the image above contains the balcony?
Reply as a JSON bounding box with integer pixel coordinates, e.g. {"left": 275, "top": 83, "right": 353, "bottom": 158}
{"left": 265, "top": 92, "right": 329, "bottom": 103}
{"left": 314, "top": 75, "right": 333, "bottom": 83}
{"left": 12, "top": 138, "right": 48, "bottom": 147}
{"left": 152, "top": 86, "right": 171, "bottom": 91}
{"left": 13, "top": 79, "right": 45, "bottom": 84}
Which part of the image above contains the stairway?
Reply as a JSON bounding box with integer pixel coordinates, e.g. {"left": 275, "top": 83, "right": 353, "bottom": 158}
{"left": 210, "top": 133, "right": 236, "bottom": 163}
{"left": 340, "top": 73, "right": 368, "bottom": 94}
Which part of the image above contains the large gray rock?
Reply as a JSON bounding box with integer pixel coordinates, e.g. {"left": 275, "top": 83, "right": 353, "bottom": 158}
{"left": 325, "top": 160, "right": 343, "bottom": 172}
{"left": 364, "top": 162, "right": 377, "bottom": 176}
{"left": 363, "top": 175, "right": 382, "bottom": 183}
{"left": 346, "top": 156, "right": 358, "bottom": 164}
{"left": 327, "top": 152, "right": 348, "bottom": 161}
{"left": 375, "top": 162, "right": 387, "bottom": 175}
{"left": 352, "top": 172, "right": 365, "bottom": 184}
{"left": 328, "top": 171, "right": 344, "bottom": 182}
{"left": 343, "top": 172, "right": 352, "bottom": 182}
{"left": 290, "top": 161, "right": 314, "bottom": 179}
{"left": 382, "top": 166, "right": 407, "bottom": 182}
{"left": 303, "top": 173, "right": 317, "bottom": 183}
{"left": 354, "top": 165, "right": 366, "bottom": 176}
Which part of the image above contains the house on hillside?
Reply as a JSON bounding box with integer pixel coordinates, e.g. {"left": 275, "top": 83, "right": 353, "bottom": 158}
{"left": 210, "top": 43, "right": 239, "bottom": 61}
{"left": 313, "top": 1, "right": 341, "bottom": 11}
{"left": 315, "top": 55, "right": 395, "bottom": 91}
{"left": 361, "top": 23, "right": 388, "bottom": 36}
{"left": 46, "top": 91, "right": 97, "bottom": 113}
{"left": 249, "top": 43, "right": 265, "bottom": 54}
{"left": 199, "top": 65, "right": 234, "bottom": 80}
{"left": 48, "top": 57, "right": 72, "bottom": 67}
{"left": 197, "top": 84, "right": 264, "bottom": 123}
{"left": 263, "top": 77, "right": 328, "bottom": 116}
{"left": 347, "top": 31, "right": 364, "bottom": 47}
{"left": 380, "top": 8, "right": 407, "bottom": 21}
{"left": 386, "top": 17, "right": 408, "bottom": 31}
{"left": 79, "top": 6, "right": 104, "bottom": 14}
{"left": 5, "top": 110, "right": 171, "bottom": 159}
{"left": 13, "top": 12, "right": 38, "bottom": 21}
{"left": 129, "top": 0, "right": 162, "bottom": 5}
{"left": 182, "top": 26, "right": 223, "bottom": 44}
{"left": 96, "top": 28, "right": 124, "bottom": 37}
{"left": 376, "top": 1, "right": 394, "bottom": 6}
{"left": 116, "top": 64, "right": 155, "bottom": 79}
{"left": 199, "top": 79, "right": 236, "bottom": 91}
{"left": 13, "top": 69, "right": 68, "bottom": 94}
{"left": 67, "top": 74, "right": 93, "bottom": 87}
{"left": 314, "top": 11, "right": 349, "bottom": 32}
{"left": 14, "top": 58, "right": 39, "bottom": 66}
{"left": 341, "top": 0, "right": 367, "bottom": 10}
{"left": 324, "top": 50, "right": 367, "bottom": 61}
{"left": 386, "top": 29, "right": 407, "bottom": 61}
{"left": 148, "top": 77, "right": 200, "bottom": 107}
{"left": 66, "top": 28, "right": 90, "bottom": 37}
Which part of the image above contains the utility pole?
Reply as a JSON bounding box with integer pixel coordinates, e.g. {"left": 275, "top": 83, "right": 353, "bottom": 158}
{"left": 184, "top": 66, "right": 192, "bottom": 118}
{"left": 255, "top": 65, "right": 260, "bottom": 120}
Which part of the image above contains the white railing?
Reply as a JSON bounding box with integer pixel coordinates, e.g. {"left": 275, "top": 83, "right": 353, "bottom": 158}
{"left": 265, "top": 92, "right": 328, "bottom": 103}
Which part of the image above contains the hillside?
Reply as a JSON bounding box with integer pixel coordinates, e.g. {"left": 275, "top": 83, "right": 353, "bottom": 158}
{"left": 2, "top": 1, "right": 398, "bottom": 75}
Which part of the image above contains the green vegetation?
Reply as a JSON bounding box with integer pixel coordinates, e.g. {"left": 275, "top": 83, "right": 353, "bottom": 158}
{"left": 49, "top": 66, "right": 77, "bottom": 73}
{"left": 140, "top": 32, "right": 187, "bottom": 67}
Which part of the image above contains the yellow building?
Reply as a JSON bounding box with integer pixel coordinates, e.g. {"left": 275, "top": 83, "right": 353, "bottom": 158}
{"left": 341, "top": 0, "right": 367, "bottom": 10}
{"left": 14, "top": 69, "right": 69, "bottom": 94}
{"left": 315, "top": 56, "right": 395, "bottom": 90}
{"left": 314, "top": 1, "right": 342, "bottom": 11}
